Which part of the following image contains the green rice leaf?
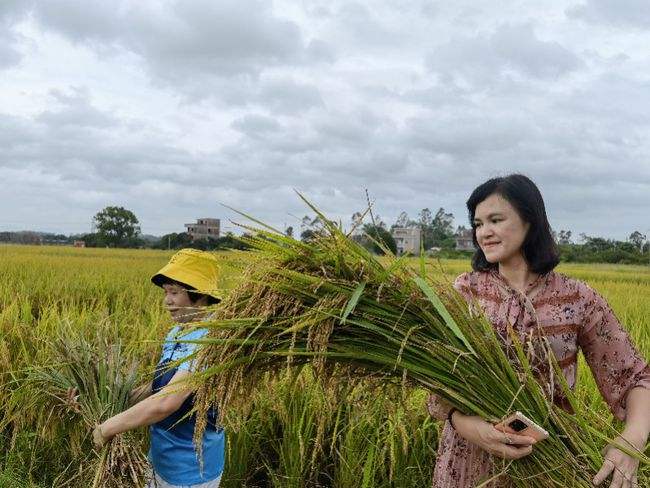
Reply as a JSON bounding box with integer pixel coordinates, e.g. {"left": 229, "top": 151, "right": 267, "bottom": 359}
{"left": 341, "top": 281, "right": 367, "bottom": 324}
{"left": 412, "top": 276, "right": 476, "bottom": 355}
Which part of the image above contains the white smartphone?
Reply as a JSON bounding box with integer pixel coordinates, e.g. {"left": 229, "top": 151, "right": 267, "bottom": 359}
{"left": 494, "top": 411, "right": 549, "bottom": 442}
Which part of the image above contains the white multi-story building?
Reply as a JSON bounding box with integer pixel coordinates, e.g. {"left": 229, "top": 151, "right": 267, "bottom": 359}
{"left": 455, "top": 228, "right": 475, "bottom": 251}
{"left": 184, "top": 218, "right": 221, "bottom": 240}
{"left": 392, "top": 227, "right": 421, "bottom": 255}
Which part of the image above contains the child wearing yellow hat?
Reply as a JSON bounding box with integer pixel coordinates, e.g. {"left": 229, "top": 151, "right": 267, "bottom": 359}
{"left": 92, "top": 249, "right": 225, "bottom": 487}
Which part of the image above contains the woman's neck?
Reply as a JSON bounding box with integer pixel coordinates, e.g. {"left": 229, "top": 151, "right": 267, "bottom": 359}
{"left": 497, "top": 254, "right": 538, "bottom": 294}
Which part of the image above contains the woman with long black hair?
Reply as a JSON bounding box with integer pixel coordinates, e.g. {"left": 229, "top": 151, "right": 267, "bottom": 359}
{"left": 428, "top": 174, "right": 650, "bottom": 488}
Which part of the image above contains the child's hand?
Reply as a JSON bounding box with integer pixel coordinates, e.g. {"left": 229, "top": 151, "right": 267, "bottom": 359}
{"left": 92, "top": 424, "right": 112, "bottom": 449}
{"left": 64, "top": 387, "right": 81, "bottom": 413}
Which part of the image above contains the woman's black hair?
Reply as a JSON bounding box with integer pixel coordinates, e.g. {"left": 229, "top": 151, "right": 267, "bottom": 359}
{"left": 156, "top": 276, "right": 221, "bottom": 305}
{"left": 467, "top": 174, "right": 559, "bottom": 274}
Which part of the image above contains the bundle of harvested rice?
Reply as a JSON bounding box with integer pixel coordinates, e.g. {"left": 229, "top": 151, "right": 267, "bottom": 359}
{"left": 29, "top": 325, "right": 147, "bottom": 488}
{"left": 192, "top": 201, "right": 649, "bottom": 487}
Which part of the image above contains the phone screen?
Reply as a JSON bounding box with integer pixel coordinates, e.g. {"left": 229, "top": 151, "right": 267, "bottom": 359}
{"left": 508, "top": 419, "right": 528, "bottom": 432}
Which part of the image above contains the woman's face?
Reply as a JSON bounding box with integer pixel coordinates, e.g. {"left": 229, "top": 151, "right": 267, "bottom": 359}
{"left": 162, "top": 283, "right": 200, "bottom": 323}
{"left": 473, "top": 193, "right": 530, "bottom": 265}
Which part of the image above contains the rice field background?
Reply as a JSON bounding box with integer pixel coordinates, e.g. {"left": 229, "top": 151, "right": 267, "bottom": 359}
{"left": 0, "top": 244, "right": 648, "bottom": 487}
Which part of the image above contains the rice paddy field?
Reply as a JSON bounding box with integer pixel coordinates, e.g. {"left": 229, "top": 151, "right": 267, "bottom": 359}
{"left": 0, "top": 244, "right": 648, "bottom": 487}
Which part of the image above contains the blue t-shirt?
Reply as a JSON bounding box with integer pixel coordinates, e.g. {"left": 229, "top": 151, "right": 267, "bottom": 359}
{"left": 149, "top": 325, "right": 225, "bottom": 485}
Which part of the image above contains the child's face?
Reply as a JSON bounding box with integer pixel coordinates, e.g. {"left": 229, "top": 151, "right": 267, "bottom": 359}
{"left": 162, "top": 283, "right": 196, "bottom": 323}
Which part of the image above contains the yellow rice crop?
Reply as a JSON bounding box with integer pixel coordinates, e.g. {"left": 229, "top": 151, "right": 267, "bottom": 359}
{"left": 0, "top": 244, "right": 648, "bottom": 487}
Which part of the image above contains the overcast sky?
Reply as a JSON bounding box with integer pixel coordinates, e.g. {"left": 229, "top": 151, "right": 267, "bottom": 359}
{"left": 1, "top": 0, "right": 649, "bottom": 240}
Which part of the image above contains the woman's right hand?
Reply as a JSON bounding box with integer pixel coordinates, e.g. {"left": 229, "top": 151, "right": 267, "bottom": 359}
{"left": 451, "top": 411, "right": 537, "bottom": 460}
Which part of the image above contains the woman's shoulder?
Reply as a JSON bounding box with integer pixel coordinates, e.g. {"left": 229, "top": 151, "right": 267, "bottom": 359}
{"left": 453, "top": 270, "right": 491, "bottom": 291}
{"left": 544, "top": 271, "right": 600, "bottom": 302}
{"left": 545, "top": 270, "right": 586, "bottom": 291}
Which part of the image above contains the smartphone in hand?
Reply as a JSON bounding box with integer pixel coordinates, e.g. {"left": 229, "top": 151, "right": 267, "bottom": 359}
{"left": 494, "top": 411, "right": 549, "bottom": 442}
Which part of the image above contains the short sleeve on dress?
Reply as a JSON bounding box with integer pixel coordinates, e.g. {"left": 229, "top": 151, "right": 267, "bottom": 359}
{"left": 577, "top": 282, "right": 650, "bottom": 420}
{"left": 453, "top": 272, "right": 473, "bottom": 300}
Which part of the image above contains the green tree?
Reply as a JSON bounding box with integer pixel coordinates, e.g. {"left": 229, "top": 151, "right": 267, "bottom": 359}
{"left": 154, "top": 232, "right": 193, "bottom": 250}
{"left": 431, "top": 208, "right": 454, "bottom": 246}
{"left": 214, "top": 233, "right": 251, "bottom": 250}
{"left": 629, "top": 231, "right": 646, "bottom": 251}
{"left": 300, "top": 229, "right": 319, "bottom": 242}
{"left": 361, "top": 224, "right": 397, "bottom": 255}
{"left": 300, "top": 215, "right": 336, "bottom": 242}
{"left": 394, "top": 211, "right": 411, "bottom": 228}
{"left": 557, "top": 230, "right": 572, "bottom": 245}
{"left": 93, "top": 206, "right": 142, "bottom": 248}
{"left": 417, "top": 207, "right": 455, "bottom": 249}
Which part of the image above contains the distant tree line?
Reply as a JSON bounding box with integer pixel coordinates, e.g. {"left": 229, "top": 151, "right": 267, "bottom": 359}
{"left": 151, "top": 232, "right": 251, "bottom": 251}
{"left": 3, "top": 206, "right": 649, "bottom": 265}
{"left": 555, "top": 230, "right": 649, "bottom": 265}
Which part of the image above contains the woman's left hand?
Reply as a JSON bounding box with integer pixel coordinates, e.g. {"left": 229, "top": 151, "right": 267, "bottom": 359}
{"left": 593, "top": 434, "right": 642, "bottom": 487}
{"left": 92, "top": 424, "right": 112, "bottom": 449}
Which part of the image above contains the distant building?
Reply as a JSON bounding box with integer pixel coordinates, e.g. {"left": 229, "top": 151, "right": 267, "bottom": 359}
{"left": 73, "top": 240, "right": 86, "bottom": 248}
{"left": 455, "top": 228, "right": 475, "bottom": 251}
{"left": 184, "top": 218, "right": 221, "bottom": 241}
{"left": 392, "top": 227, "right": 421, "bottom": 255}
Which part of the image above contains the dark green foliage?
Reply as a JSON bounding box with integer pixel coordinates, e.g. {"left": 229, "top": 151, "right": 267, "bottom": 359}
{"left": 92, "top": 206, "right": 143, "bottom": 248}
{"left": 360, "top": 224, "right": 397, "bottom": 255}
{"left": 154, "top": 232, "right": 194, "bottom": 249}
{"left": 301, "top": 229, "right": 320, "bottom": 242}
{"left": 559, "top": 236, "right": 649, "bottom": 265}
{"left": 152, "top": 232, "right": 252, "bottom": 251}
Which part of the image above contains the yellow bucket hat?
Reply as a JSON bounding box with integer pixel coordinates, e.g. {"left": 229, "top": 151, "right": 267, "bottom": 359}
{"left": 151, "top": 248, "right": 222, "bottom": 300}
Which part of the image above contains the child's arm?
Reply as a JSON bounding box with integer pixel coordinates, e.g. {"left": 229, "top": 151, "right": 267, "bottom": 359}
{"left": 95, "top": 371, "right": 192, "bottom": 445}
{"left": 128, "top": 381, "right": 153, "bottom": 405}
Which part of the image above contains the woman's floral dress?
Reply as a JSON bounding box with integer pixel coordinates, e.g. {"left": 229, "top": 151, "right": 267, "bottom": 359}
{"left": 428, "top": 269, "right": 650, "bottom": 487}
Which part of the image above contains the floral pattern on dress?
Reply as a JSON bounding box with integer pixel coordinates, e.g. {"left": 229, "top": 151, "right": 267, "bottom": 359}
{"left": 430, "top": 269, "right": 650, "bottom": 488}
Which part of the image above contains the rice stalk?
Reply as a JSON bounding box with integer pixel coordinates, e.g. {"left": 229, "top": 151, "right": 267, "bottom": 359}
{"left": 27, "top": 322, "right": 148, "bottom": 488}
{"left": 191, "top": 200, "right": 649, "bottom": 487}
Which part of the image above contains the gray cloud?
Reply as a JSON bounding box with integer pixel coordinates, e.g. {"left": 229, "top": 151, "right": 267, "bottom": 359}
{"left": 334, "top": 2, "right": 404, "bottom": 48}
{"left": 37, "top": 88, "right": 117, "bottom": 129}
{"left": 567, "top": 0, "right": 650, "bottom": 28}
{"left": 231, "top": 114, "right": 282, "bottom": 137}
{"left": 29, "top": 0, "right": 125, "bottom": 43}
{"left": 427, "top": 23, "right": 583, "bottom": 83}
{"left": 0, "top": 36, "right": 22, "bottom": 69}
{"left": 0, "top": 0, "right": 30, "bottom": 69}
{"left": 1, "top": 1, "right": 649, "bottom": 240}
{"left": 27, "top": 0, "right": 332, "bottom": 94}
{"left": 257, "top": 78, "right": 324, "bottom": 114}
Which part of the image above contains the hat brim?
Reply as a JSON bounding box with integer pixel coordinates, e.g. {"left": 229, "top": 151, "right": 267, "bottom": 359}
{"left": 151, "top": 265, "right": 223, "bottom": 300}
